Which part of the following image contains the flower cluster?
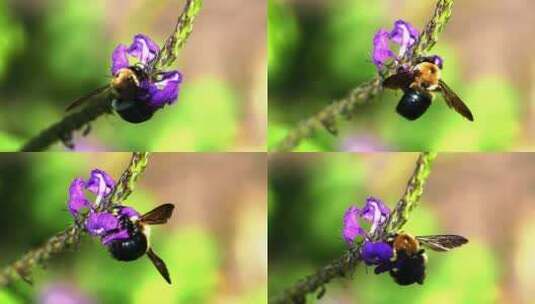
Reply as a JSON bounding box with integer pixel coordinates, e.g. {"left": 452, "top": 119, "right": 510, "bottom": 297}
{"left": 67, "top": 169, "right": 140, "bottom": 246}
{"left": 342, "top": 197, "right": 394, "bottom": 272}
{"left": 111, "top": 34, "right": 183, "bottom": 109}
{"left": 371, "top": 20, "right": 443, "bottom": 72}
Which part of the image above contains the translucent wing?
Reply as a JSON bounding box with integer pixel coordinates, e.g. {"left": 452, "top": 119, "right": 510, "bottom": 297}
{"left": 383, "top": 71, "right": 414, "bottom": 90}
{"left": 416, "top": 234, "right": 468, "bottom": 252}
{"left": 140, "top": 203, "right": 175, "bottom": 225}
{"left": 65, "top": 85, "right": 111, "bottom": 111}
{"left": 438, "top": 79, "right": 474, "bottom": 121}
{"left": 150, "top": 0, "right": 202, "bottom": 70}
{"left": 146, "top": 248, "right": 172, "bottom": 284}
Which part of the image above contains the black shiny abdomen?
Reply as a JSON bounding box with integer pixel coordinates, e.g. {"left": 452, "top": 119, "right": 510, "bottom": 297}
{"left": 390, "top": 249, "right": 426, "bottom": 285}
{"left": 396, "top": 89, "right": 432, "bottom": 121}
{"left": 108, "top": 229, "right": 148, "bottom": 261}
{"left": 115, "top": 101, "right": 155, "bottom": 124}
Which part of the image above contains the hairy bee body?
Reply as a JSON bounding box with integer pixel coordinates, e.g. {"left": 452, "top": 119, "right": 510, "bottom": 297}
{"left": 111, "top": 65, "right": 156, "bottom": 124}
{"left": 384, "top": 57, "right": 473, "bottom": 121}
{"left": 388, "top": 233, "right": 427, "bottom": 285}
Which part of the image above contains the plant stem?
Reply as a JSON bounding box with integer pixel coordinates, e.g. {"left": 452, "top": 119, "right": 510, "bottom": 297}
{"left": 273, "top": 78, "right": 381, "bottom": 152}
{"left": 270, "top": 247, "right": 361, "bottom": 304}
{"left": 381, "top": 152, "right": 437, "bottom": 236}
{"left": 107, "top": 152, "right": 150, "bottom": 208}
{"left": 19, "top": 98, "right": 113, "bottom": 152}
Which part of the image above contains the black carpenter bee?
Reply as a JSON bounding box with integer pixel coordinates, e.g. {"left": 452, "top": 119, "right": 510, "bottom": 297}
{"left": 107, "top": 203, "right": 175, "bottom": 284}
{"left": 65, "top": 62, "right": 158, "bottom": 124}
{"left": 385, "top": 233, "right": 468, "bottom": 285}
{"left": 383, "top": 57, "right": 474, "bottom": 121}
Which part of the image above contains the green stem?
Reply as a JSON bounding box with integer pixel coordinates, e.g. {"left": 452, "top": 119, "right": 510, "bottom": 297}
{"left": 19, "top": 98, "right": 113, "bottom": 152}
{"left": 380, "top": 152, "right": 437, "bottom": 237}
{"left": 273, "top": 78, "right": 381, "bottom": 152}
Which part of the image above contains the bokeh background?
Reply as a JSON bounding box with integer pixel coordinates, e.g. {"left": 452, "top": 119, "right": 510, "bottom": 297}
{"left": 269, "top": 0, "right": 534, "bottom": 151}
{"left": 0, "top": 0, "right": 266, "bottom": 151}
{"left": 0, "top": 153, "right": 266, "bottom": 303}
{"left": 269, "top": 153, "right": 535, "bottom": 303}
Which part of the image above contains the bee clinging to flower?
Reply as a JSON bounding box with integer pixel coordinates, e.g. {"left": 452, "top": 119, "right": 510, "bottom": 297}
{"left": 372, "top": 20, "right": 474, "bottom": 121}
{"left": 68, "top": 169, "right": 175, "bottom": 284}
{"left": 343, "top": 197, "right": 468, "bottom": 286}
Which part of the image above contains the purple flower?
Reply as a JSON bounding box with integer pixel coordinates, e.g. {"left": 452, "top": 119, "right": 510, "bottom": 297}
{"left": 39, "top": 283, "right": 94, "bottom": 304}
{"left": 85, "top": 207, "right": 140, "bottom": 246}
{"left": 67, "top": 169, "right": 115, "bottom": 216}
{"left": 372, "top": 20, "right": 419, "bottom": 69}
{"left": 427, "top": 55, "right": 443, "bottom": 69}
{"left": 117, "top": 206, "right": 140, "bottom": 219}
{"left": 111, "top": 34, "right": 159, "bottom": 75}
{"left": 342, "top": 196, "right": 391, "bottom": 245}
{"left": 372, "top": 29, "right": 395, "bottom": 69}
{"left": 360, "top": 197, "right": 390, "bottom": 235}
{"left": 110, "top": 34, "right": 183, "bottom": 110}
{"left": 343, "top": 206, "right": 367, "bottom": 245}
{"left": 142, "top": 70, "right": 183, "bottom": 108}
{"left": 67, "top": 178, "right": 90, "bottom": 215}
{"left": 361, "top": 241, "right": 393, "bottom": 266}
{"left": 86, "top": 212, "right": 119, "bottom": 237}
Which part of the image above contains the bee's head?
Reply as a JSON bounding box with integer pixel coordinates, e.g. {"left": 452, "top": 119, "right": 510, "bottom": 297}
{"left": 111, "top": 68, "right": 140, "bottom": 90}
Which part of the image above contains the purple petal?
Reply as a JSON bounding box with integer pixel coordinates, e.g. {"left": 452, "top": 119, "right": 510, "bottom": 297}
{"left": 389, "top": 20, "right": 419, "bottom": 58}
{"left": 372, "top": 29, "right": 395, "bottom": 69}
{"left": 361, "top": 241, "right": 394, "bottom": 265}
{"left": 127, "top": 34, "right": 160, "bottom": 65}
{"left": 86, "top": 169, "right": 115, "bottom": 205}
{"left": 428, "top": 55, "right": 444, "bottom": 69}
{"left": 111, "top": 44, "right": 129, "bottom": 76}
{"left": 67, "top": 178, "right": 90, "bottom": 216}
{"left": 118, "top": 206, "right": 140, "bottom": 219}
{"left": 39, "top": 283, "right": 94, "bottom": 304}
{"left": 343, "top": 206, "right": 366, "bottom": 245}
{"left": 360, "top": 197, "right": 390, "bottom": 235}
{"left": 85, "top": 212, "right": 119, "bottom": 236}
{"left": 145, "top": 70, "right": 183, "bottom": 108}
{"left": 102, "top": 229, "right": 130, "bottom": 246}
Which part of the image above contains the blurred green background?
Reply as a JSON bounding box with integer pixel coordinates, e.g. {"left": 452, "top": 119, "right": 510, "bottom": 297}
{"left": 0, "top": 0, "right": 266, "bottom": 151}
{"left": 0, "top": 153, "right": 266, "bottom": 303}
{"left": 268, "top": 0, "right": 533, "bottom": 151}
{"left": 269, "top": 153, "right": 535, "bottom": 303}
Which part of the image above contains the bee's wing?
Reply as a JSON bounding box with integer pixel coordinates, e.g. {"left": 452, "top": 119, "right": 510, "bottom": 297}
{"left": 416, "top": 234, "right": 468, "bottom": 252}
{"left": 382, "top": 71, "right": 414, "bottom": 90}
{"left": 65, "top": 85, "right": 111, "bottom": 111}
{"left": 146, "top": 248, "right": 171, "bottom": 284}
{"left": 140, "top": 203, "right": 175, "bottom": 225}
{"left": 438, "top": 80, "right": 474, "bottom": 121}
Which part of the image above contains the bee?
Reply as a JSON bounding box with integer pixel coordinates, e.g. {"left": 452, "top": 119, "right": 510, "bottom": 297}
{"left": 383, "top": 56, "right": 474, "bottom": 121}
{"left": 107, "top": 203, "right": 175, "bottom": 284}
{"left": 386, "top": 233, "right": 468, "bottom": 285}
{"left": 65, "top": 63, "right": 156, "bottom": 124}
